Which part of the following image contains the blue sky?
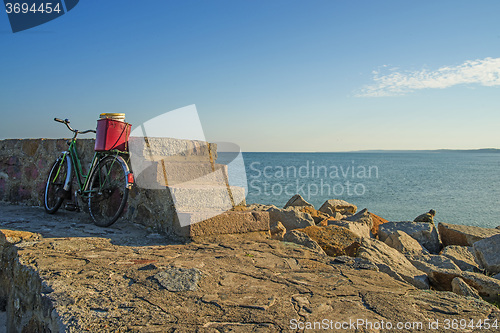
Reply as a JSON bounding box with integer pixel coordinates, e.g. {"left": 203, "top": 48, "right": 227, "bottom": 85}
{"left": 1, "top": 0, "right": 499, "bottom": 151}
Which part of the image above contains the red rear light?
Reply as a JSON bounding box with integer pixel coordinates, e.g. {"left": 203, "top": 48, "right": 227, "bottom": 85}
{"left": 127, "top": 173, "right": 134, "bottom": 184}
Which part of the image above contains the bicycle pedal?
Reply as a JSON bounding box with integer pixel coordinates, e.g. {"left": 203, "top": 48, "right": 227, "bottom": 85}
{"left": 65, "top": 203, "right": 78, "bottom": 211}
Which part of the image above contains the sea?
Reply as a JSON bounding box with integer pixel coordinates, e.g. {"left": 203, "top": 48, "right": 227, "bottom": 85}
{"left": 219, "top": 151, "right": 500, "bottom": 229}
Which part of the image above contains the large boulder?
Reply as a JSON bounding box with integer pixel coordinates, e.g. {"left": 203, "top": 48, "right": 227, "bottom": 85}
{"left": 438, "top": 222, "right": 500, "bottom": 247}
{"left": 427, "top": 269, "right": 462, "bottom": 292}
{"left": 343, "top": 208, "right": 373, "bottom": 224}
{"left": 407, "top": 254, "right": 461, "bottom": 276}
{"left": 356, "top": 238, "right": 429, "bottom": 289}
{"left": 473, "top": 234, "right": 500, "bottom": 274}
{"left": 379, "top": 222, "right": 441, "bottom": 254}
{"left": 328, "top": 208, "right": 373, "bottom": 238}
{"left": 318, "top": 199, "right": 357, "bottom": 216}
{"left": 283, "top": 230, "right": 326, "bottom": 255}
{"left": 342, "top": 208, "right": 373, "bottom": 226}
{"left": 283, "top": 194, "right": 314, "bottom": 209}
{"left": 461, "top": 271, "right": 500, "bottom": 302}
{"left": 441, "top": 245, "right": 481, "bottom": 272}
{"left": 266, "top": 206, "right": 315, "bottom": 231}
{"left": 428, "top": 270, "right": 500, "bottom": 302}
{"left": 327, "top": 220, "right": 371, "bottom": 239}
{"left": 451, "top": 277, "right": 481, "bottom": 300}
{"left": 384, "top": 230, "right": 428, "bottom": 255}
{"left": 295, "top": 225, "right": 361, "bottom": 257}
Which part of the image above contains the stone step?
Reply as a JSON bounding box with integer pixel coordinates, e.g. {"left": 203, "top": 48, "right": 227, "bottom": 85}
{"left": 128, "top": 137, "right": 217, "bottom": 162}
{"left": 170, "top": 184, "right": 246, "bottom": 213}
{"left": 174, "top": 211, "right": 270, "bottom": 238}
{"left": 133, "top": 160, "right": 229, "bottom": 187}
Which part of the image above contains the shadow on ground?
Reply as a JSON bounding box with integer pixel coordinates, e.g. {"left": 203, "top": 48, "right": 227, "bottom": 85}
{"left": 0, "top": 202, "right": 185, "bottom": 247}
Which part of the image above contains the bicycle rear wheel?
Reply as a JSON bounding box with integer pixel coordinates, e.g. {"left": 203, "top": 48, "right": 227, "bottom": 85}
{"left": 88, "top": 155, "right": 129, "bottom": 227}
{"left": 44, "top": 154, "right": 72, "bottom": 214}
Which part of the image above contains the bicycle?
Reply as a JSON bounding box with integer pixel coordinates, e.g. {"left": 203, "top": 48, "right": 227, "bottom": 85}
{"left": 44, "top": 118, "right": 134, "bottom": 227}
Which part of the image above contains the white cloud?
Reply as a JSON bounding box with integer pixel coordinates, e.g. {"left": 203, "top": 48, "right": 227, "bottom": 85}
{"left": 356, "top": 57, "right": 500, "bottom": 97}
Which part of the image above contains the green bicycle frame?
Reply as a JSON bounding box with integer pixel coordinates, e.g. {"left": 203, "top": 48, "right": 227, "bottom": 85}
{"left": 61, "top": 139, "right": 127, "bottom": 198}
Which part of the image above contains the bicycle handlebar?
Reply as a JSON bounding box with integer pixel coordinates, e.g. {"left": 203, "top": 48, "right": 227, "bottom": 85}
{"left": 54, "top": 117, "right": 96, "bottom": 134}
{"left": 54, "top": 117, "right": 68, "bottom": 124}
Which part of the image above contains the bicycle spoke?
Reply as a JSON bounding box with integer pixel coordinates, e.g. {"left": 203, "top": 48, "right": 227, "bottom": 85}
{"left": 88, "top": 156, "right": 129, "bottom": 227}
{"left": 44, "top": 156, "right": 70, "bottom": 214}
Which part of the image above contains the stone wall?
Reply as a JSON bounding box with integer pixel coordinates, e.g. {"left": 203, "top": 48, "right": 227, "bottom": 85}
{"left": 0, "top": 139, "right": 95, "bottom": 206}
{"left": 0, "top": 138, "right": 221, "bottom": 236}
{"left": 0, "top": 231, "right": 64, "bottom": 332}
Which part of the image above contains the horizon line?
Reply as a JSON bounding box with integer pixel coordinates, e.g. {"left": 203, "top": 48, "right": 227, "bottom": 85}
{"left": 238, "top": 148, "right": 500, "bottom": 153}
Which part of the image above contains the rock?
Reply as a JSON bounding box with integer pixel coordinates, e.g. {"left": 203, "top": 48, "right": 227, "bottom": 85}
{"left": 428, "top": 269, "right": 500, "bottom": 301}
{"left": 176, "top": 211, "right": 270, "bottom": 238}
{"left": 327, "top": 220, "right": 371, "bottom": 239}
{"left": 270, "top": 221, "right": 286, "bottom": 241}
{"left": 473, "top": 234, "right": 500, "bottom": 274}
{"left": 413, "top": 209, "right": 436, "bottom": 224}
{"left": 384, "top": 230, "right": 428, "bottom": 255}
{"left": 330, "top": 256, "right": 379, "bottom": 271}
{"left": 441, "top": 245, "right": 481, "bottom": 272}
{"left": 438, "top": 222, "right": 500, "bottom": 247}
{"left": 154, "top": 267, "right": 202, "bottom": 292}
{"left": 369, "top": 212, "right": 388, "bottom": 238}
{"left": 379, "top": 222, "right": 442, "bottom": 254}
{"left": 493, "top": 273, "right": 500, "bottom": 280}
{"left": 296, "top": 225, "right": 361, "bottom": 257}
{"left": 283, "top": 230, "right": 326, "bottom": 255}
{"left": 343, "top": 208, "right": 372, "bottom": 225}
{"left": 267, "top": 206, "right": 315, "bottom": 231}
{"left": 332, "top": 212, "right": 345, "bottom": 220}
{"left": 327, "top": 208, "right": 373, "bottom": 238}
{"left": 283, "top": 194, "right": 313, "bottom": 208}
{"left": 318, "top": 199, "right": 357, "bottom": 216}
{"left": 246, "top": 203, "right": 278, "bottom": 211}
{"left": 461, "top": 272, "right": 500, "bottom": 302}
{"left": 356, "top": 238, "right": 429, "bottom": 289}
{"left": 451, "top": 277, "right": 481, "bottom": 300}
{"left": 318, "top": 212, "right": 344, "bottom": 226}
{"left": 408, "top": 254, "right": 461, "bottom": 275}
{"left": 298, "top": 206, "right": 331, "bottom": 225}
{"left": 2, "top": 203, "right": 500, "bottom": 331}
{"left": 0, "top": 229, "right": 41, "bottom": 245}
{"left": 428, "top": 269, "right": 463, "bottom": 291}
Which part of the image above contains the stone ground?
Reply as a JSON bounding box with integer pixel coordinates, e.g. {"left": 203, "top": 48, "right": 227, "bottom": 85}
{"left": 0, "top": 312, "right": 5, "bottom": 333}
{"left": 1, "top": 203, "right": 500, "bottom": 332}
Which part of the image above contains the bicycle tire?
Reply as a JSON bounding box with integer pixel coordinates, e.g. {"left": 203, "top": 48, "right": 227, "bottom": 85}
{"left": 88, "top": 155, "right": 129, "bottom": 227}
{"left": 44, "top": 154, "right": 72, "bottom": 214}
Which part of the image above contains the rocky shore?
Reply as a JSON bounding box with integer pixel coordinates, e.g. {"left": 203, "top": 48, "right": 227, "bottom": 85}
{"left": 250, "top": 195, "right": 500, "bottom": 302}
{"left": 2, "top": 197, "right": 500, "bottom": 332}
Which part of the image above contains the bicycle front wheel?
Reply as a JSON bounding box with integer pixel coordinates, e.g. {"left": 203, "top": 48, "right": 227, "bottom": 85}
{"left": 44, "top": 154, "right": 72, "bottom": 214}
{"left": 88, "top": 155, "right": 130, "bottom": 227}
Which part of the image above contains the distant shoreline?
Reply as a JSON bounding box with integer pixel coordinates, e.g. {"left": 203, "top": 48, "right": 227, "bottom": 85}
{"left": 241, "top": 148, "right": 500, "bottom": 154}
{"left": 351, "top": 148, "right": 500, "bottom": 153}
